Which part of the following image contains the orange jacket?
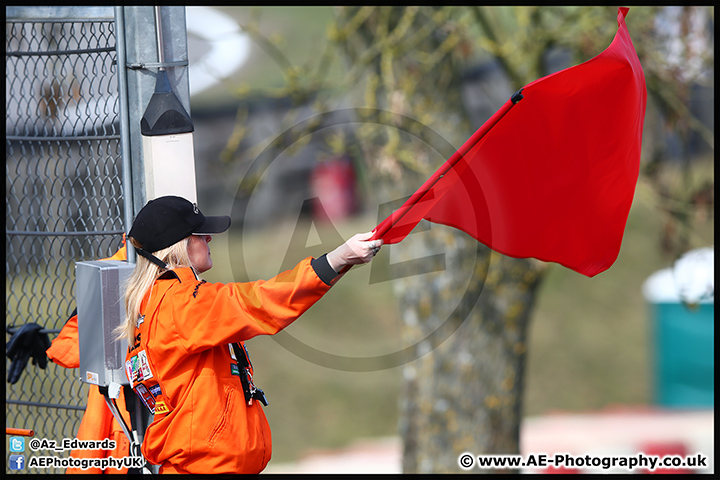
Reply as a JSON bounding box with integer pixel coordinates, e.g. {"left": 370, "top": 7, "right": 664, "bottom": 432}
{"left": 126, "top": 257, "right": 333, "bottom": 474}
{"left": 45, "top": 240, "right": 131, "bottom": 474}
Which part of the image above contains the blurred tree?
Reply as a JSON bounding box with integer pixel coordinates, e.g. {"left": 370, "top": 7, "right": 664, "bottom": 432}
{"left": 633, "top": 6, "right": 714, "bottom": 260}
{"left": 331, "top": 6, "right": 713, "bottom": 473}
{"left": 328, "top": 6, "right": 603, "bottom": 473}
{"left": 221, "top": 5, "right": 713, "bottom": 473}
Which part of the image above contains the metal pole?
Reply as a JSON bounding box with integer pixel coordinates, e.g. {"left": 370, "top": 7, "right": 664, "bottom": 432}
{"left": 121, "top": 6, "right": 194, "bottom": 212}
{"left": 154, "top": 6, "right": 165, "bottom": 67}
{"left": 114, "top": 6, "right": 136, "bottom": 264}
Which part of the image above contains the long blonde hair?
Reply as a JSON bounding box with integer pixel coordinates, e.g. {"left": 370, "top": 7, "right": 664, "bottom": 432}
{"left": 115, "top": 236, "right": 194, "bottom": 344}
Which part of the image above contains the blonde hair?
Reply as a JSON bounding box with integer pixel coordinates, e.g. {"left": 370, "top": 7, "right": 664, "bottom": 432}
{"left": 115, "top": 236, "right": 194, "bottom": 344}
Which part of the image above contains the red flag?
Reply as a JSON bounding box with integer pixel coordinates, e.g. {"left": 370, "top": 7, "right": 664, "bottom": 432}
{"left": 373, "top": 7, "right": 647, "bottom": 277}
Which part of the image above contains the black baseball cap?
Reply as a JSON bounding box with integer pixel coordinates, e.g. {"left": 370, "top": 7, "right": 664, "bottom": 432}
{"left": 128, "top": 196, "right": 230, "bottom": 264}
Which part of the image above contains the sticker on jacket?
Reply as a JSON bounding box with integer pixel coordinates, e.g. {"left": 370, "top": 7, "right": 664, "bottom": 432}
{"left": 155, "top": 401, "right": 170, "bottom": 415}
{"left": 228, "top": 343, "right": 237, "bottom": 361}
{"left": 138, "top": 350, "right": 153, "bottom": 380}
{"left": 149, "top": 383, "right": 162, "bottom": 398}
{"left": 126, "top": 356, "right": 140, "bottom": 383}
{"left": 125, "top": 359, "right": 134, "bottom": 383}
{"left": 126, "top": 350, "right": 153, "bottom": 384}
{"left": 135, "top": 383, "right": 157, "bottom": 413}
{"left": 130, "top": 355, "right": 142, "bottom": 382}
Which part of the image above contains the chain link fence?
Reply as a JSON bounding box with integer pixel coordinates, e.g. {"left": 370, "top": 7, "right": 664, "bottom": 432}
{"left": 6, "top": 8, "right": 128, "bottom": 474}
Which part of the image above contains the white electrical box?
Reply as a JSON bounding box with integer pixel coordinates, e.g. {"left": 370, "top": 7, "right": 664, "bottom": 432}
{"left": 76, "top": 260, "right": 135, "bottom": 387}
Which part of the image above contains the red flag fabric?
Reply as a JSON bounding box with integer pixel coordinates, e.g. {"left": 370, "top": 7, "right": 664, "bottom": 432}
{"left": 373, "top": 7, "right": 646, "bottom": 277}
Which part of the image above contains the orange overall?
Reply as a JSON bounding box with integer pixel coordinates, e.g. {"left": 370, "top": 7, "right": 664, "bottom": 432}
{"left": 126, "top": 257, "right": 333, "bottom": 474}
{"left": 45, "top": 241, "right": 131, "bottom": 474}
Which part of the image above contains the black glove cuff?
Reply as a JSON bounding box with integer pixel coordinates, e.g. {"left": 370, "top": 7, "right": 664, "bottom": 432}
{"left": 311, "top": 254, "right": 339, "bottom": 286}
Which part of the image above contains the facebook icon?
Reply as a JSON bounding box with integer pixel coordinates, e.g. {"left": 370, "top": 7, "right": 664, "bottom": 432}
{"left": 9, "top": 454, "right": 25, "bottom": 470}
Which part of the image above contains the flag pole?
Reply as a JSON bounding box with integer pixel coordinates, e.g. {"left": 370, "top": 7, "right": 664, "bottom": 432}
{"left": 371, "top": 88, "right": 525, "bottom": 241}
{"left": 334, "top": 89, "right": 525, "bottom": 277}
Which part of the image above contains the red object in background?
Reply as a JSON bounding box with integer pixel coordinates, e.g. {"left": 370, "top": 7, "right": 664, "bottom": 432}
{"left": 311, "top": 156, "right": 358, "bottom": 223}
{"left": 639, "top": 442, "right": 693, "bottom": 475}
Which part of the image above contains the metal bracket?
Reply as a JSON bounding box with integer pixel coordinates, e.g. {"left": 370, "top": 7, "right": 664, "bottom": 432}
{"left": 126, "top": 60, "right": 188, "bottom": 70}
